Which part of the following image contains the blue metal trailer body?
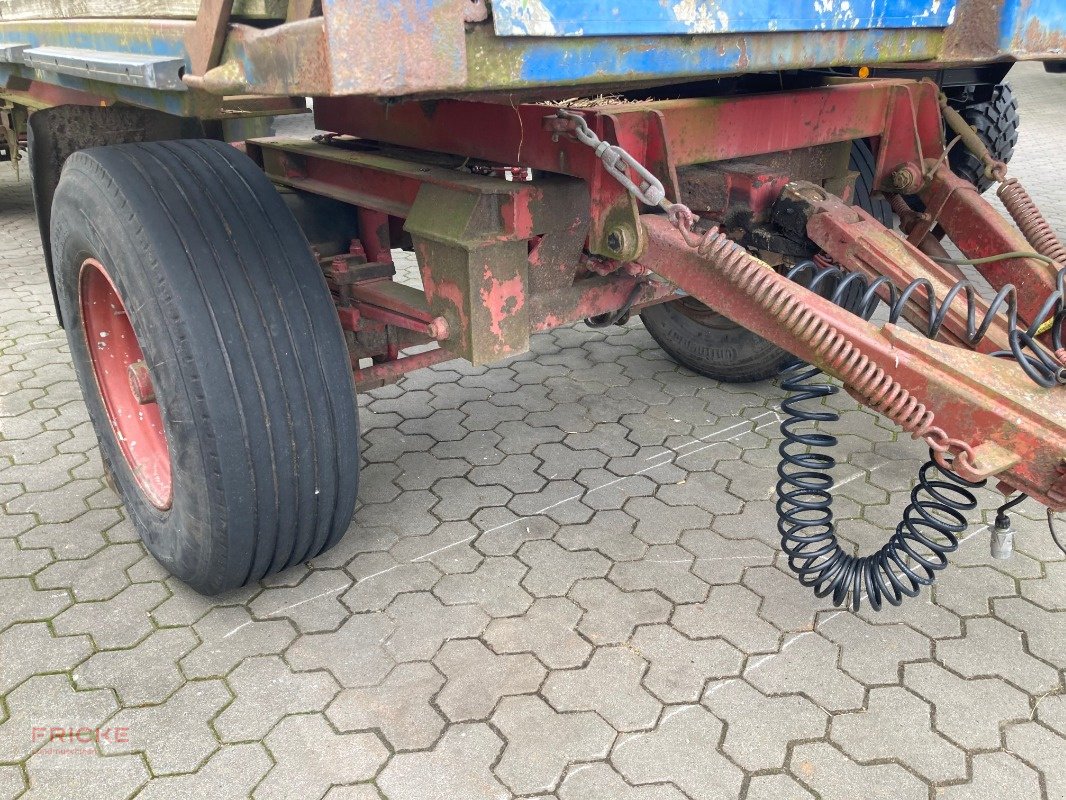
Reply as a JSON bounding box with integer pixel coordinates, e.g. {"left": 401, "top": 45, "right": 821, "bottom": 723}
{"left": 490, "top": 0, "right": 955, "bottom": 37}
{"left": 0, "top": 0, "right": 1059, "bottom": 111}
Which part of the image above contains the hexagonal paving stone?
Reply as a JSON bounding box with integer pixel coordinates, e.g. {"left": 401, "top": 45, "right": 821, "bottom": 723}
{"left": 384, "top": 592, "right": 489, "bottom": 662}
{"left": 326, "top": 662, "right": 446, "bottom": 751}
{"left": 52, "top": 581, "right": 167, "bottom": 648}
{"left": 612, "top": 705, "right": 743, "bottom": 800}
{"left": 902, "top": 661, "right": 1031, "bottom": 750}
{"left": 341, "top": 553, "right": 439, "bottom": 613}
{"left": 248, "top": 570, "right": 353, "bottom": 634}
{"left": 630, "top": 625, "right": 742, "bottom": 703}
{"left": 936, "top": 616, "right": 1060, "bottom": 694}
{"left": 106, "top": 679, "right": 231, "bottom": 775}
{"left": 76, "top": 627, "right": 197, "bottom": 705}
{"left": 377, "top": 722, "right": 510, "bottom": 800}
{"left": 671, "top": 583, "right": 780, "bottom": 653}
{"left": 557, "top": 762, "right": 687, "bottom": 800}
{"left": 790, "top": 742, "right": 927, "bottom": 800}
{"left": 285, "top": 611, "right": 395, "bottom": 688}
{"left": 180, "top": 607, "right": 297, "bottom": 679}
{"left": 483, "top": 597, "right": 592, "bottom": 669}
{"left": 135, "top": 743, "right": 272, "bottom": 800}
{"left": 19, "top": 751, "right": 148, "bottom": 800}
{"left": 745, "top": 632, "right": 865, "bottom": 713}
{"left": 433, "top": 638, "right": 545, "bottom": 722}
{"left": 569, "top": 578, "right": 671, "bottom": 645}
{"left": 433, "top": 556, "right": 533, "bottom": 617}
{"left": 0, "top": 622, "right": 91, "bottom": 694}
{"left": 215, "top": 655, "right": 339, "bottom": 743}
{"left": 703, "top": 679, "right": 827, "bottom": 771}
{"left": 257, "top": 714, "right": 388, "bottom": 800}
{"left": 0, "top": 576, "right": 70, "bottom": 630}
{"left": 938, "top": 751, "right": 1042, "bottom": 800}
{"left": 607, "top": 545, "right": 709, "bottom": 604}
{"left": 0, "top": 673, "right": 116, "bottom": 762}
{"left": 543, "top": 646, "right": 661, "bottom": 732}
{"left": 1005, "top": 721, "right": 1066, "bottom": 800}
{"left": 830, "top": 686, "right": 967, "bottom": 783}
{"left": 819, "top": 612, "right": 931, "bottom": 684}
{"left": 34, "top": 542, "right": 142, "bottom": 602}
{"left": 491, "top": 695, "right": 615, "bottom": 795}
{"left": 519, "top": 541, "right": 610, "bottom": 597}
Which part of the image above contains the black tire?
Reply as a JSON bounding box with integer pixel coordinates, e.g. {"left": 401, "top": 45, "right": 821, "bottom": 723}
{"left": 640, "top": 297, "right": 790, "bottom": 383}
{"left": 850, "top": 138, "right": 893, "bottom": 227}
{"left": 51, "top": 139, "right": 360, "bottom": 594}
{"left": 640, "top": 139, "right": 887, "bottom": 383}
{"left": 948, "top": 83, "right": 1019, "bottom": 193}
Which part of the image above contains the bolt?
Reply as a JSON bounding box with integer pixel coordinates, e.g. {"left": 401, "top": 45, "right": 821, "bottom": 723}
{"left": 606, "top": 227, "right": 628, "bottom": 255}
{"left": 330, "top": 256, "right": 349, "bottom": 278}
{"left": 427, "top": 316, "right": 450, "bottom": 340}
{"left": 890, "top": 164, "right": 920, "bottom": 192}
{"left": 127, "top": 360, "right": 156, "bottom": 405}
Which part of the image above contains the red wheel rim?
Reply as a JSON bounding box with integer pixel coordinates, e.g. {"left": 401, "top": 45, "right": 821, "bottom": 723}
{"left": 80, "top": 258, "right": 173, "bottom": 510}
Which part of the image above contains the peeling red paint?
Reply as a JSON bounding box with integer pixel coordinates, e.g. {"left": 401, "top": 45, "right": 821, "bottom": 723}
{"left": 479, "top": 273, "right": 526, "bottom": 339}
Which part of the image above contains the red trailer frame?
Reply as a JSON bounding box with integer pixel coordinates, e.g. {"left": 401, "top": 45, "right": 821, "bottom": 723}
{"left": 241, "top": 75, "right": 1065, "bottom": 511}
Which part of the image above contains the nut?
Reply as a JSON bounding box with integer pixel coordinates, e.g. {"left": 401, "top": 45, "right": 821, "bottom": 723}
{"left": 427, "top": 316, "right": 450, "bottom": 340}
{"left": 606, "top": 227, "right": 628, "bottom": 255}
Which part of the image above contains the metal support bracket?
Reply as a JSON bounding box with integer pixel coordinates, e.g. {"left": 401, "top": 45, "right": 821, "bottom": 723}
{"left": 186, "top": 0, "right": 236, "bottom": 79}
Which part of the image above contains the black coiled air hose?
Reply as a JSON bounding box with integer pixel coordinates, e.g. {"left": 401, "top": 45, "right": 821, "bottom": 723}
{"left": 777, "top": 364, "right": 984, "bottom": 611}
{"left": 772, "top": 259, "right": 1066, "bottom": 610}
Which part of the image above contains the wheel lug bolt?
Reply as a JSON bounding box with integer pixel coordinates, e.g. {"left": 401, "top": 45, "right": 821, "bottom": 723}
{"left": 127, "top": 360, "right": 156, "bottom": 405}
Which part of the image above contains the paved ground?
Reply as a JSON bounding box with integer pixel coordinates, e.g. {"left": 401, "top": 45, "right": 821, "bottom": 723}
{"left": 3, "top": 62, "right": 1066, "bottom": 800}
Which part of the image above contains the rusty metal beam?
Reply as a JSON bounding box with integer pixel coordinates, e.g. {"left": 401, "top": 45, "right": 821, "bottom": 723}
{"left": 917, "top": 161, "right": 1060, "bottom": 330}
{"left": 312, "top": 80, "right": 938, "bottom": 259}
{"left": 791, "top": 182, "right": 1012, "bottom": 354}
{"left": 354, "top": 346, "right": 455, "bottom": 390}
{"left": 637, "top": 213, "right": 1066, "bottom": 507}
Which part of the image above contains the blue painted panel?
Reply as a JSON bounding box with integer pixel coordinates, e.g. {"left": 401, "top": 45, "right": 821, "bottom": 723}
{"left": 999, "top": 0, "right": 1066, "bottom": 53}
{"left": 492, "top": 0, "right": 955, "bottom": 36}
{"left": 514, "top": 31, "right": 941, "bottom": 82}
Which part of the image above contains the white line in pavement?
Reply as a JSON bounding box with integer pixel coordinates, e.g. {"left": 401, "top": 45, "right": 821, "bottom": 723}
{"left": 221, "top": 397, "right": 985, "bottom": 641}
{"left": 412, "top": 535, "right": 478, "bottom": 562}
{"left": 959, "top": 523, "right": 990, "bottom": 545}
{"left": 833, "top": 462, "right": 886, "bottom": 490}
{"left": 675, "top": 417, "right": 781, "bottom": 462}
{"left": 746, "top": 631, "right": 811, "bottom": 671}
{"left": 222, "top": 407, "right": 793, "bottom": 638}
{"left": 644, "top": 408, "right": 780, "bottom": 461}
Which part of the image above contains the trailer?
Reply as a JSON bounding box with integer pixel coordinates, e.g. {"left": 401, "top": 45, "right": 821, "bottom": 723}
{"left": 3, "top": 0, "right": 1065, "bottom": 608}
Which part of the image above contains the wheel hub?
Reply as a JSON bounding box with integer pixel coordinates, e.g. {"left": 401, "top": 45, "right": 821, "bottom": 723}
{"left": 79, "top": 258, "right": 172, "bottom": 510}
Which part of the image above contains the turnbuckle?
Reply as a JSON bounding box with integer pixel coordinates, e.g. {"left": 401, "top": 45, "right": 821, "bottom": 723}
{"left": 554, "top": 110, "right": 669, "bottom": 207}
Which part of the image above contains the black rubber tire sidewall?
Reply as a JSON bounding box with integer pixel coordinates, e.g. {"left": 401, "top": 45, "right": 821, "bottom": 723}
{"left": 850, "top": 138, "right": 893, "bottom": 228}
{"left": 640, "top": 299, "right": 791, "bottom": 383}
{"left": 51, "top": 140, "right": 360, "bottom": 594}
